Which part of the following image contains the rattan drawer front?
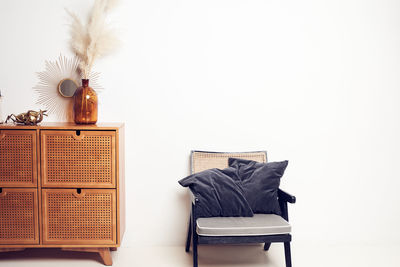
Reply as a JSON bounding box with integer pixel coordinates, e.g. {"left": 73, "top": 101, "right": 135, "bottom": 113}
{"left": 0, "top": 188, "right": 39, "bottom": 244}
{"left": 41, "top": 130, "right": 116, "bottom": 188}
{"left": 42, "top": 189, "right": 116, "bottom": 245}
{"left": 0, "top": 130, "right": 37, "bottom": 187}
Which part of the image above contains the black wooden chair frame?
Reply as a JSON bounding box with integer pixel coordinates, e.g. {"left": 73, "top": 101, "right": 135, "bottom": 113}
{"left": 185, "top": 188, "right": 296, "bottom": 267}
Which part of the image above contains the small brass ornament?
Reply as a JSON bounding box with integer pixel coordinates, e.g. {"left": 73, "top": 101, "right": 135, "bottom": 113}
{"left": 5, "top": 110, "right": 48, "bottom": 125}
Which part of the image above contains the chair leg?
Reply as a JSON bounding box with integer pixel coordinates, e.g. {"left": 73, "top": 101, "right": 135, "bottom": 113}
{"left": 264, "top": 242, "right": 271, "bottom": 251}
{"left": 193, "top": 231, "right": 198, "bottom": 267}
{"left": 284, "top": 242, "right": 292, "bottom": 267}
{"left": 185, "top": 216, "right": 192, "bottom": 252}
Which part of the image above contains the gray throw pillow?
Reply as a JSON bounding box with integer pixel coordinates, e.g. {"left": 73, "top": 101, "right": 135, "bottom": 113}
{"left": 229, "top": 158, "right": 288, "bottom": 215}
{"left": 179, "top": 167, "right": 254, "bottom": 218}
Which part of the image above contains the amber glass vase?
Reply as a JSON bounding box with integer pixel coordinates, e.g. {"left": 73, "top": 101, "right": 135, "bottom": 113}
{"left": 73, "top": 79, "right": 98, "bottom": 124}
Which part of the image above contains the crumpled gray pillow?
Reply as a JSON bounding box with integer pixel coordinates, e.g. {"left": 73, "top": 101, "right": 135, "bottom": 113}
{"left": 179, "top": 167, "right": 254, "bottom": 218}
{"left": 229, "top": 158, "right": 288, "bottom": 215}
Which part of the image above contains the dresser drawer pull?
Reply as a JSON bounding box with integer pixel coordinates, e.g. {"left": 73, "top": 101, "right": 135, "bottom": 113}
{"left": 71, "top": 130, "right": 85, "bottom": 141}
{"left": 0, "top": 188, "right": 6, "bottom": 197}
{"left": 73, "top": 188, "right": 86, "bottom": 198}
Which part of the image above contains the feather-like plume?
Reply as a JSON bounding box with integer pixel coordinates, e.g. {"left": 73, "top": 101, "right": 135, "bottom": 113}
{"left": 105, "top": 0, "right": 119, "bottom": 12}
{"left": 66, "top": 0, "right": 119, "bottom": 79}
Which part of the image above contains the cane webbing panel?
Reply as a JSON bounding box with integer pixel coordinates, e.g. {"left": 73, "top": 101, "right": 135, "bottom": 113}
{"left": 0, "top": 130, "right": 36, "bottom": 186}
{"left": 191, "top": 151, "right": 267, "bottom": 174}
{"left": 43, "top": 189, "right": 116, "bottom": 244}
{"left": 0, "top": 189, "right": 37, "bottom": 243}
{"left": 42, "top": 131, "right": 115, "bottom": 187}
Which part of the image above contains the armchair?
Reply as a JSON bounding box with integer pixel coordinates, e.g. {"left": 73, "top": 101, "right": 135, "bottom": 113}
{"left": 184, "top": 151, "right": 296, "bottom": 267}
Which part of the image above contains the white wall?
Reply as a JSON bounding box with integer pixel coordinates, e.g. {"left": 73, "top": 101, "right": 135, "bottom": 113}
{"left": 1, "top": 0, "right": 400, "bottom": 247}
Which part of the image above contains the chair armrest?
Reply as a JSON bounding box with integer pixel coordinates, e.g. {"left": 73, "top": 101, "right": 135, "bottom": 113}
{"left": 189, "top": 189, "right": 199, "bottom": 205}
{"left": 278, "top": 189, "right": 296, "bottom": 204}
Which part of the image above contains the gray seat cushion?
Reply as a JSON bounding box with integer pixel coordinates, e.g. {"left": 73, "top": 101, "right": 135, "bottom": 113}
{"left": 196, "top": 214, "right": 291, "bottom": 236}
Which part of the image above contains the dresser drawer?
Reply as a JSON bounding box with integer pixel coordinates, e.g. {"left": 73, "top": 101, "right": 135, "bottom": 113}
{"left": 41, "top": 130, "right": 116, "bottom": 188}
{"left": 0, "top": 130, "right": 37, "bottom": 187}
{"left": 42, "top": 189, "right": 116, "bottom": 245}
{"left": 0, "top": 188, "right": 39, "bottom": 244}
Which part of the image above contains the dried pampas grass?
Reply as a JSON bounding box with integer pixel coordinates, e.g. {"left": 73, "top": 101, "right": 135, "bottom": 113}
{"left": 66, "top": 0, "right": 119, "bottom": 78}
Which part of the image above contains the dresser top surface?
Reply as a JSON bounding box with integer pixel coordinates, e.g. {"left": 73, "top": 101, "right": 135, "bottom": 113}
{"left": 0, "top": 122, "right": 124, "bottom": 130}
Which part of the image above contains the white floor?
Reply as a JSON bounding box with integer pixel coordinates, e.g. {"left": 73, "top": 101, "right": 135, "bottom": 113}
{"left": 0, "top": 244, "right": 399, "bottom": 267}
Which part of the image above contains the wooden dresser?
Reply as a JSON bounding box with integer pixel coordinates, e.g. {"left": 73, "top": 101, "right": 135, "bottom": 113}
{"left": 0, "top": 122, "right": 125, "bottom": 265}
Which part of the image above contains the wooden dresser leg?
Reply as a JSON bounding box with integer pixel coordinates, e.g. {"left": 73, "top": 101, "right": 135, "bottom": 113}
{"left": 62, "top": 247, "right": 113, "bottom": 266}
{"left": 110, "top": 247, "right": 117, "bottom": 251}
{"left": 98, "top": 248, "right": 113, "bottom": 266}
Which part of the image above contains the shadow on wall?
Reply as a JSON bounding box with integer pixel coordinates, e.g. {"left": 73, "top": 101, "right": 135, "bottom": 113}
{"left": 175, "top": 153, "right": 195, "bottom": 245}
